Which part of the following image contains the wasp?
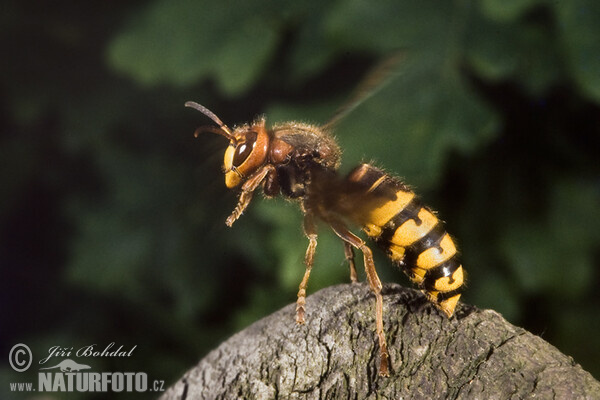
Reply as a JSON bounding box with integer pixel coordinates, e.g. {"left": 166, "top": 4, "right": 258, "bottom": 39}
{"left": 185, "top": 56, "right": 465, "bottom": 376}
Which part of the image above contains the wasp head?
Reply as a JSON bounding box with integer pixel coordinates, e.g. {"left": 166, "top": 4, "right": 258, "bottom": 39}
{"left": 185, "top": 101, "right": 269, "bottom": 188}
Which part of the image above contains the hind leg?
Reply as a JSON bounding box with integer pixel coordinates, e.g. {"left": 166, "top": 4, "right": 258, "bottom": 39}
{"left": 329, "top": 219, "right": 389, "bottom": 377}
{"left": 296, "top": 213, "right": 318, "bottom": 325}
{"left": 344, "top": 242, "right": 359, "bottom": 283}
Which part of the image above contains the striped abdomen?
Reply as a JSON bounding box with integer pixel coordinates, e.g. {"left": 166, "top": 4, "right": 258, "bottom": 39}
{"left": 346, "top": 164, "right": 464, "bottom": 316}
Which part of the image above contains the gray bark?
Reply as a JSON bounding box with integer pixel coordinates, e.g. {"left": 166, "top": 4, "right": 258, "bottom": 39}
{"left": 160, "top": 283, "right": 600, "bottom": 399}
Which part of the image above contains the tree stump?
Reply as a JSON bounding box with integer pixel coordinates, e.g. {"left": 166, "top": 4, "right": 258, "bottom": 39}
{"left": 160, "top": 283, "right": 600, "bottom": 399}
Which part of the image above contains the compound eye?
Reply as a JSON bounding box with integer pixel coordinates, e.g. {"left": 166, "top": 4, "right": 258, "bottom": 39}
{"left": 232, "top": 132, "right": 257, "bottom": 167}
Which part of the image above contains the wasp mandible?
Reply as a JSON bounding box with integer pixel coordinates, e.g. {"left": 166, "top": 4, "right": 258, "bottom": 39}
{"left": 185, "top": 55, "right": 465, "bottom": 376}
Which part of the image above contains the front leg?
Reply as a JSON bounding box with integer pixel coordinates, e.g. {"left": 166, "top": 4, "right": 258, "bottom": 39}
{"left": 226, "top": 164, "right": 276, "bottom": 227}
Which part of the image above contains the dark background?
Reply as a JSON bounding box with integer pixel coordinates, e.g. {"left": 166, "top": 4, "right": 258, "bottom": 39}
{"left": 2, "top": 0, "right": 599, "bottom": 398}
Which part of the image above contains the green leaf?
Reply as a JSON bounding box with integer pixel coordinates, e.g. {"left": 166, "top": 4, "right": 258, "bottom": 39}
{"left": 107, "top": 0, "right": 280, "bottom": 95}
{"left": 323, "top": 0, "right": 453, "bottom": 53}
{"left": 288, "top": 0, "right": 456, "bottom": 80}
{"left": 554, "top": 0, "right": 600, "bottom": 103}
{"left": 480, "top": 0, "right": 544, "bottom": 22}
{"left": 464, "top": 17, "right": 520, "bottom": 81}
{"left": 287, "top": 16, "right": 337, "bottom": 81}
{"left": 465, "top": 7, "right": 562, "bottom": 95}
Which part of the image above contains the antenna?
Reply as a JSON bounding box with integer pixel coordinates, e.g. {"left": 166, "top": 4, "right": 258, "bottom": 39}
{"left": 185, "top": 101, "right": 234, "bottom": 139}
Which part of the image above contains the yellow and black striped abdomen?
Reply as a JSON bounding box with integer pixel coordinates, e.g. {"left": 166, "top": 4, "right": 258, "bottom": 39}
{"left": 346, "top": 164, "right": 464, "bottom": 317}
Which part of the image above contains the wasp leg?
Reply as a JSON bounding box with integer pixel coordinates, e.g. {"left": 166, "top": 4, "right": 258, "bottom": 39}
{"left": 296, "top": 213, "right": 317, "bottom": 325}
{"left": 344, "top": 242, "right": 358, "bottom": 283}
{"left": 226, "top": 164, "right": 276, "bottom": 227}
{"left": 329, "top": 219, "right": 390, "bottom": 377}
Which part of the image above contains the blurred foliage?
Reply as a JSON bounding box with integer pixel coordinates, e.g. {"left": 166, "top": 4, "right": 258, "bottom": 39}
{"left": 1, "top": 0, "right": 599, "bottom": 397}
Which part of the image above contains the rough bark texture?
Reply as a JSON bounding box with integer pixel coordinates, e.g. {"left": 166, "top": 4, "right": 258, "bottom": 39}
{"left": 161, "top": 283, "right": 600, "bottom": 399}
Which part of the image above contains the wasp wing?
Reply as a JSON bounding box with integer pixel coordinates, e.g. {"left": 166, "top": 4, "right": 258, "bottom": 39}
{"left": 322, "top": 52, "right": 406, "bottom": 132}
